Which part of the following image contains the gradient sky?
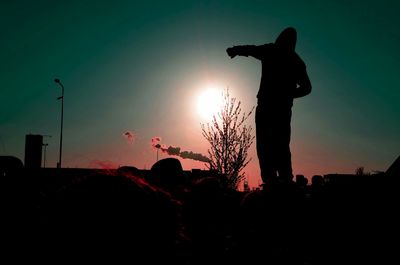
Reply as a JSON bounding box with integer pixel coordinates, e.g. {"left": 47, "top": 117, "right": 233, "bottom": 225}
{"left": 1, "top": 0, "right": 399, "bottom": 188}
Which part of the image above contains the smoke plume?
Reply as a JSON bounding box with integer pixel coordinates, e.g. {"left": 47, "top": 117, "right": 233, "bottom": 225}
{"left": 151, "top": 136, "right": 210, "bottom": 162}
{"left": 123, "top": 131, "right": 136, "bottom": 143}
{"left": 179, "top": 150, "right": 210, "bottom": 162}
{"left": 151, "top": 136, "right": 162, "bottom": 145}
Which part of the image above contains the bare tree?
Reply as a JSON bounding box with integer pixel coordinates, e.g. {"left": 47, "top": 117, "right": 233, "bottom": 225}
{"left": 355, "top": 167, "right": 365, "bottom": 176}
{"left": 201, "top": 89, "right": 254, "bottom": 190}
{"left": 355, "top": 166, "right": 370, "bottom": 176}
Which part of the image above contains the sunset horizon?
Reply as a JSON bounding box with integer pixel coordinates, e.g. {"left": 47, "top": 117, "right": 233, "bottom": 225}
{"left": 1, "top": 1, "right": 399, "bottom": 189}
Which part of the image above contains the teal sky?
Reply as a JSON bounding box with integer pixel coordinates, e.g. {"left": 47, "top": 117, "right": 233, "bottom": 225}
{"left": 1, "top": 0, "right": 399, "bottom": 187}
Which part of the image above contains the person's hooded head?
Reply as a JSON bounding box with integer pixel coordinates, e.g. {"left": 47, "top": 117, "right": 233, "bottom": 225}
{"left": 275, "top": 27, "right": 297, "bottom": 51}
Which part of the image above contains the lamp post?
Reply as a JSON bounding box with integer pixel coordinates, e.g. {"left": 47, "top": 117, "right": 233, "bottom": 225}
{"left": 55, "top": 78, "right": 64, "bottom": 168}
{"left": 42, "top": 143, "right": 48, "bottom": 168}
{"left": 157, "top": 148, "right": 159, "bottom": 162}
{"left": 42, "top": 134, "right": 51, "bottom": 168}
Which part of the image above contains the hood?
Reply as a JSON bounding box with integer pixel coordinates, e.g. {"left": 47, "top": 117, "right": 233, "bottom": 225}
{"left": 275, "top": 27, "right": 297, "bottom": 51}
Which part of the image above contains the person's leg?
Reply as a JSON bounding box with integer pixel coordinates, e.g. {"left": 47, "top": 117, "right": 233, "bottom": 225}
{"left": 276, "top": 109, "right": 293, "bottom": 183}
{"left": 277, "top": 144, "right": 292, "bottom": 183}
{"left": 256, "top": 106, "right": 277, "bottom": 184}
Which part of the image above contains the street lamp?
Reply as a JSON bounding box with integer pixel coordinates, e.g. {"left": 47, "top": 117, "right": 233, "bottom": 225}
{"left": 55, "top": 78, "right": 64, "bottom": 168}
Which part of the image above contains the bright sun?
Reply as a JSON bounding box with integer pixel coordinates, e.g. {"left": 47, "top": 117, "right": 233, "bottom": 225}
{"left": 197, "top": 87, "right": 223, "bottom": 120}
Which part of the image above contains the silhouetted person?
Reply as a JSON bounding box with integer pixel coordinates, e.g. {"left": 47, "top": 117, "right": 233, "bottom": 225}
{"left": 295, "top": 174, "right": 308, "bottom": 188}
{"left": 150, "top": 158, "right": 188, "bottom": 199}
{"left": 227, "top": 27, "right": 311, "bottom": 186}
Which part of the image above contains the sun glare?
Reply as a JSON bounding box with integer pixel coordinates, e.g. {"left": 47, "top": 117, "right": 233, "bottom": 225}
{"left": 197, "top": 87, "right": 223, "bottom": 120}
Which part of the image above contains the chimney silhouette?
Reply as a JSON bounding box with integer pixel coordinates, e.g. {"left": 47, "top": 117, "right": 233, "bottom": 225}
{"left": 24, "top": 134, "right": 43, "bottom": 169}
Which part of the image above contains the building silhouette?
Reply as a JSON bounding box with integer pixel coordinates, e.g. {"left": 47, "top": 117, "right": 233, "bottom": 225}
{"left": 24, "top": 134, "right": 43, "bottom": 169}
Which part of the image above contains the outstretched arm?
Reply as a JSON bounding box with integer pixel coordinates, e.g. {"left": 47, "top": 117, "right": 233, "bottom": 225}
{"left": 226, "top": 45, "right": 266, "bottom": 60}
{"left": 293, "top": 67, "right": 312, "bottom": 98}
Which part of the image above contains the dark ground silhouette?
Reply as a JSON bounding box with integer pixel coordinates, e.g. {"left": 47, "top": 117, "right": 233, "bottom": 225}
{"left": 227, "top": 27, "right": 312, "bottom": 186}
{"left": 1, "top": 156, "right": 398, "bottom": 264}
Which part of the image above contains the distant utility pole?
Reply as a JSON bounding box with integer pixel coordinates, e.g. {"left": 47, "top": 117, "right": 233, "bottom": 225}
{"left": 42, "top": 134, "right": 51, "bottom": 168}
{"left": 42, "top": 143, "right": 48, "bottom": 168}
{"left": 54, "top": 78, "right": 64, "bottom": 168}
